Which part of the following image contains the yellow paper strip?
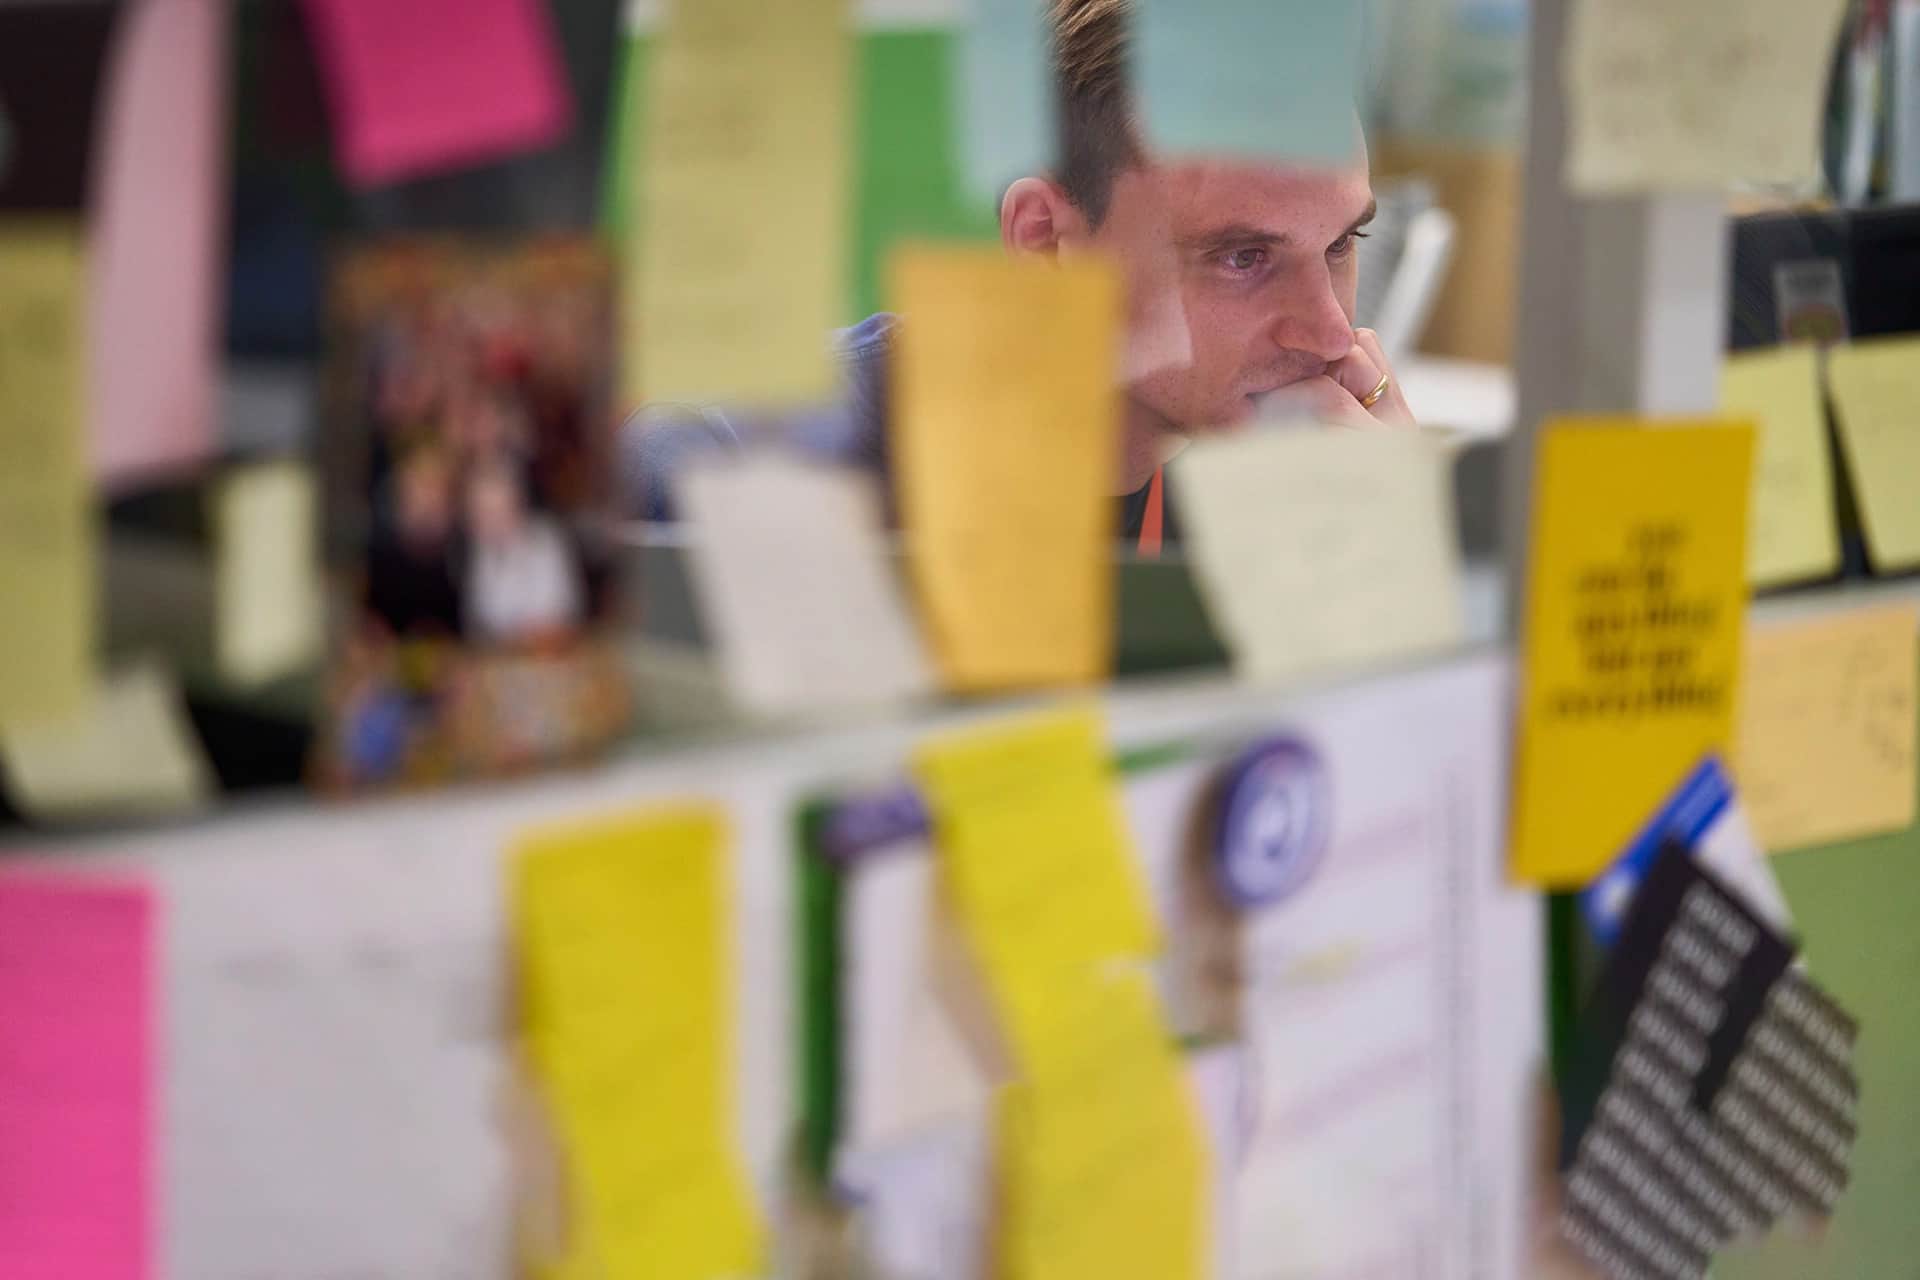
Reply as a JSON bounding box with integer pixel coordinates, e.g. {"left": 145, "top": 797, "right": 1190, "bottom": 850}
{"left": 890, "top": 247, "right": 1121, "bottom": 691}
{"left": 1511, "top": 420, "right": 1754, "bottom": 888}
{"left": 513, "top": 806, "right": 764, "bottom": 1280}
{"left": 1719, "top": 345, "right": 1840, "bottom": 589}
{"left": 0, "top": 222, "right": 94, "bottom": 729}
{"left": 1736, "top": 604, "right": 1918, "bottom": 854}
{"left": 1828, "top": 336, "right": 1920, "bottom": 574}
{"left": 916, "top": 709, "right": 1206, "bottom": 1279}
{"left": 214, "top": 462, "right": 324, "bottom": 686}
{"left": 630, "top": 0, "right": 851, "bottom": 407}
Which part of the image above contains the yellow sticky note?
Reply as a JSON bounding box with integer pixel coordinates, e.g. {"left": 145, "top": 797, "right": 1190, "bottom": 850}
{"left": 1512, "top": 421, "right": 1755, "bottom": 888}
{"left": 915, "top": 709, "right": 1208, "bottom": 1279}
{"left": 1735, "top": 605, "right": 1918, "bottom": 854}
{"left": 1565, "top": 0, "right": 1850, "bottom": 193}
{"left": 214, "top": 462, "right": 324, "bottom": 686}
{"left": 1720, "top": 346, "right": 1840, "bottom": 589}
{"left": 512, "top": 806, "right": 764, "bottom": 1280}
{"left": 1828, "top": 336, "right": 1920, "bottom": 574}
{"left": 629, "top": 0, "right": 850, "bottom": 407}
{"left": 0, "top": 658, "right": 212, "bottom": 822}
{"left": 0, "top": 222, "right": 94, "bottom": 730}
{"left": 891, "top": 248, "right": 1121, "bottom": 691}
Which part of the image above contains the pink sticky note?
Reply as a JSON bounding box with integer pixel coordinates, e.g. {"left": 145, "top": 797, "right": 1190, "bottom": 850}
{"left": 0, "top": 876, "right": 154, "bottom": 1280}
{"left": 301, "top": 0, "right": 574, "bottom": 188}
{"left": 87, "top": 0, "right": 228, "bottom": 489}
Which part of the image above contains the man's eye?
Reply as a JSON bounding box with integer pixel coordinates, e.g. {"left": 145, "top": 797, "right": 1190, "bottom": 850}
{"left": 1328, "top": 231, "right": 1369, "bottom": 260}
{"left": 1223, "top": 247, "right": 1269, "bottom": 273}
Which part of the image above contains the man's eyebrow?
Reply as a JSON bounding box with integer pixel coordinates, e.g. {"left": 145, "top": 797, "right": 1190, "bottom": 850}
{"left": 1179, "top": 199, "right": 1380, "bottom": 255}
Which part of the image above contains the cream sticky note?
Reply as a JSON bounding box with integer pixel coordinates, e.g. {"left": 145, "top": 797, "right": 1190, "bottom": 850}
{"left": 1171, "top": 430, "right": 1465, "bottom": 684}
{"left": 914, "top": 709, "right": 1207, "bottom": 1280}
{"left": 1720, "top": 346, "right": 1841, "bottom": 589}
{"left": 0, "top": 659, "right": 213, "bottom": 823}
{"left": 631, "top": 0, "right": 851, "bottom": 407}
{"left": 0, "top": 875, "right": 153, "bottom": 1280}
{"left": 678, "top": 454, "right": 931, "bottom": 716}
{"left": 512, "top": 806, "right": 764, "bottom": 1280}
{"left": 214, "top": 462, "right": 324, "bottom": 687}
{"left": 0, "top": 222, "right": 95, "bottom": 731}
{"left": 1736, "top": 605, "right": 1918, "bottom": 854}
{"left": 88, "top": 0, "right": 223, "bottom": 487}
{"left": 890, "top": 247, "right": 1121, "bottom": 692}
{"left": 1566, "top": 0, "right": 1852, "bottom": 193}
{"left": 1512, "top": 421, "right": 1755, "bottom": 888}
{"left": 301, "top": 0, "right": 573, "bottom": 187}
{"left": 1828, "top": 336, "right": 1920, "bottom": 574}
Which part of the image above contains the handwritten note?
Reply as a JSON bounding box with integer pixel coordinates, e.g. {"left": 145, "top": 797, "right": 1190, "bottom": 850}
{"left": 1566, "top": 0, "right": 1852, "bottom": 192}
{"left": 0, "top": 222, "right": 94, "bottom": 730}
{"left": 1827, "top": 336, "right": 1920, "bottom": 573}
{"left": 1511, "top": 420, "right": 1755, "bottom": 888}
{"left": 87, "top": 0, "right": 222, "bottom": 486}
{"left": 678, "top": 454, "right": 931, "bottom": 716}
{"left": 0, "top": 875, "right": 152, "bottom": 1280}
{"left": 1171, "top": 430, "right": 1465, "bottom": 683}
{"left": 0, "top": 659, "right": 213, "bottom": 823}
{"left": 1135, "top": 0, "right": 1361, "bottom": 163}
{"left": 954, "top": 0, "right": 1055, "bottom": 201}
{"left": 215, "top": 463, "right": 324, "bottom": 687}
{"left": 512, "top": 806, "right": 764, "bottom": 1279}
{"left": 1720, "top": 346, "right": 1840, "bottom": 589}
{"left": 300, "top": 0, "right": 572, "bottom": 187}
{"left": 890, "top": 247, "right": 1121, "bottom": 691}
{"left": 631, "top": 0, "right": 851, "bottom": 407}
{"left": 915, "top": 709, "right": 1207, "bottom": 1280}
{"left": 1736, "top": 605, "right": 1918, "bottom": 854}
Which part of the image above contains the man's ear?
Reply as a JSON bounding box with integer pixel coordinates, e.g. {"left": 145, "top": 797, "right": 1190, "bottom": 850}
{"left": 1000, "top": 177, "right": 1091, "bottom": 259}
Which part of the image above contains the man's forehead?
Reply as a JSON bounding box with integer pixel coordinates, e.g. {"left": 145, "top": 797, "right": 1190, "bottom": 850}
{"left": 1151, "top": 158, "right": 1374, "bottom": 236}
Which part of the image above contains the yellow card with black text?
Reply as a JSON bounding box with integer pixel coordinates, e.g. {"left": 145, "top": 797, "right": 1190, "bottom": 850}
{"left": 1511, "top": 420, "right": 1755, "bottom": 887}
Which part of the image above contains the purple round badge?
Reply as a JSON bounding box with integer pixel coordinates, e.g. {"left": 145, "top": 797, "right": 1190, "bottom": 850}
{"left": 1213, "top": 737, "right": 1332, "bottom": 909}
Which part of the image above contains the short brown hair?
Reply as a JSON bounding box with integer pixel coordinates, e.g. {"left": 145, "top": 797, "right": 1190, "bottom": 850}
{"left": 1050, "top": 0, "right": 1142, "bottom": 225}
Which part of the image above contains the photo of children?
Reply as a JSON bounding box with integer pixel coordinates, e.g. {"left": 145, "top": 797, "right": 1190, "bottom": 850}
{"left": 315, "top": 240, "right": 631, "bottom": 790}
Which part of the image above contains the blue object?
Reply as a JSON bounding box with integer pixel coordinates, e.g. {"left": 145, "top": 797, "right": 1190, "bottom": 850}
{"left": 1579, "top": 756, "right": 1734, "bottom": 946}
{"left": 1213, "top": 736, "right": 1332, "bottom": 909}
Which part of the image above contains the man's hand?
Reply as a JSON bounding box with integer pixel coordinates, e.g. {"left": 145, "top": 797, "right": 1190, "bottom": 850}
{"left": 1328, "top": 326, "right": 1416, "bottom": 428}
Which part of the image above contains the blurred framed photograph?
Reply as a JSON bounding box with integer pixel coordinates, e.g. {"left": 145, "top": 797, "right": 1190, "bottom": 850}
{"left": 313, "top": 238, "right": 631, "bottom": 790}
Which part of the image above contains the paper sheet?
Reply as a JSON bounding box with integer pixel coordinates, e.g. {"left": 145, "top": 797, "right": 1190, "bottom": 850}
{"left": 1827, "top": 336, "right": 1920, "bottom": 573}
{"left": 0, "top": 875, "right": 152, "bottom": 1280}
{"left": 631, "top": 0, "right": 851, "bottom": 407}
{"left": 1512, "top": 420, "right": 1755, "bottom": 888}
{"left": 0, "top": 659, "right": 212, "bottom": 823}
{"left": 1171, "top": 429, "right": 1465, "bottom": 684}
{"left": 300, "top": 0, "right": 573, "bottom": 187}
{"left": 513, "top": 806, "right": 764, "bottom": 1279}
{"left": 890, "top": 247, "right": 1121, "bottom": 691}
{"left": 1565, "top": 0, "right": 1852, "bottom": 193}
{"left": 1736, "top": 605, "right": 1919, "bottom": 854}
{"left": 87, "top": 0, "right": 223, "bottom": 487}
{"left": 0, "top": 222, "right": 93, "bottom": 731}
{"left": 954, "top": 0, "right": 1054, "bottom": 201}
{"left": 1719, "top": 346, "right": 1840, "bottom": 589}
{"left": 215, "top": 462, "right": 324, "bottom": 687}
{"left": 678, "top": 455, "right": 931, "bottom": 716}
{"left": 915, "top": 709, "right": 1206, "bottom": 1280}
{"left": 1135, "top": 0, "right": 1361, "bottom": 162}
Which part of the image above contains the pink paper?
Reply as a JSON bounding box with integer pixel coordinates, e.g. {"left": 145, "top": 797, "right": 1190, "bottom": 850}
{"left": 87, "top": 0, "right": 228, "bottom": 489}
{"left": 0, "top": 876, "right": 154, "bottom": 1280}
{"left": 301, "top": 0, "right": 574, "bottom": 188}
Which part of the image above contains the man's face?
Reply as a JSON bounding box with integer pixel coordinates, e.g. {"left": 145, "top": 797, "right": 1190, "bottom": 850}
{"left": 1088, "top": 157, "right": 1375, "bottom": 435}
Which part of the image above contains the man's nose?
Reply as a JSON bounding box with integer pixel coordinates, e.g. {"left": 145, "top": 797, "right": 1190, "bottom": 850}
{"left": 1268, "top": 265, "right": 1355, "bottom": 365}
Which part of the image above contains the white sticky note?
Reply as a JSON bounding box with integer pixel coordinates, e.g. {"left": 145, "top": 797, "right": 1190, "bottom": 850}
{"left": 678, "top": 455, "right": 931, "bottom": 715}
{"left": 0, "top": 660, "right": 212, "bottom": 822}
{"left": 1566, "top": 0, "right": 1852, "bottom": 193}
{"left": 215, "top": 462, "right": 324, "bottom": 687}
{"left": 1170, "top": 429, "right": 1465, "bottom": 683}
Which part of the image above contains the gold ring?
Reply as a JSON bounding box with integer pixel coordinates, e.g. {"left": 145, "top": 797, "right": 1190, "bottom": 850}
{"left": 1360, "top": 374, "right": 1392, "bottom": 410}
